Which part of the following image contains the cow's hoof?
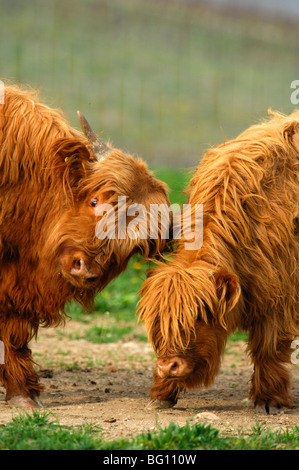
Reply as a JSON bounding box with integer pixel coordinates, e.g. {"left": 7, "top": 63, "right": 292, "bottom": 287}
{"left": 7, "top": 396, "right": 44, "bottom": 409}
{"left": 145, "top": 399, "right": 176, "bottom": 410}
{"left": 255, "top": 404, "right": 282, "bottom": 415}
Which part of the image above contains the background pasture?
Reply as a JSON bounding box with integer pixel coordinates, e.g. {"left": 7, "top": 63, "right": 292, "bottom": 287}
{"left": 0, "top": 0, "right": 298, "bottom": 450}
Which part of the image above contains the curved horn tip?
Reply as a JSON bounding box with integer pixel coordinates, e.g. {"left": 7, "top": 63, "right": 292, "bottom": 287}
{"left": 77, "top": 110, "right": 112, "bottom": 161}
{"left": 77, "top": 110, "right": 92, "bottom": 132}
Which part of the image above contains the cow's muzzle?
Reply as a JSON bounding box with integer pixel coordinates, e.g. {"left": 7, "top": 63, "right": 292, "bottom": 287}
{"left": 70, "top": 258, "right": 98, "bottom": 283}
{"left": 59, "top": 248, "right": 100, "bottom": 287}
{"left": 156, "top": 356, "right": 194, "bottom": 379}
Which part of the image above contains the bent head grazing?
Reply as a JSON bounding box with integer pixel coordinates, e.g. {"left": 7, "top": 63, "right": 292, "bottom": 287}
{"left": 138, "top": 259, "right": 240, "bottom": 350}
{"left": 140, "top": 108, "right": 299, "bottom": 411}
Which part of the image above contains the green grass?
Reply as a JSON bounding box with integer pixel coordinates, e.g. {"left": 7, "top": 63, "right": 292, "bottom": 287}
{"left": 0, "top": 411, "right": 297, "bottom": 450}
{"left": 0, "top": 411, "right": 102, "bottom": 450}
{"left": 228, "top": 331, "right": 248, "bottom": 342}
{"left": 111, "top": 421, "right": 299, "bottom": 451}
{"left": 70, "top": 323, "right": 146, "bottom": 344}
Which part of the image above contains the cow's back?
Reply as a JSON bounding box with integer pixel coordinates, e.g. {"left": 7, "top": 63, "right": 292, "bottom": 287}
{"left": 186, "top": 110, "right": 299, "bottom": 329}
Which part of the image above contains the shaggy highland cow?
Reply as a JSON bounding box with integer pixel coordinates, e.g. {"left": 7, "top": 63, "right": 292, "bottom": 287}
{"left": 139, "top": 110, "right": 299, "bottom": 414}
{"left": 0, "top": 85, "right": 169, "bottom": 407}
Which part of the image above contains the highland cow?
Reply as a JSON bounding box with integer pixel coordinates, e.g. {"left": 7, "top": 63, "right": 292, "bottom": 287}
{"left": 139, "top": 110, "right": 299, "bottom": 414}
{"left": 0, "top": 85, "right": 169, "bottom": 407}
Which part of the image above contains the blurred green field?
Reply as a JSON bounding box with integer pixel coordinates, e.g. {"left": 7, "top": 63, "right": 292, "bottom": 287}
{"left": 1, "top": 0, "right": 298, "bottom": 167}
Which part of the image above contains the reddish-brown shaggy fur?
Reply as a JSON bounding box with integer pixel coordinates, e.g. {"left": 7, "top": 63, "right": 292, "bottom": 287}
{"left": 0, "top": 85, "right": 169, "bottom": 404}
{"left": 139, "top": 110, "right": 299, "bottom": 412}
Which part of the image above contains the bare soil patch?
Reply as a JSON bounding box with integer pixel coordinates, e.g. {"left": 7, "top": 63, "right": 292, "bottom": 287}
{"left": 0, "top": 318, "right": 298, "bottom": 441}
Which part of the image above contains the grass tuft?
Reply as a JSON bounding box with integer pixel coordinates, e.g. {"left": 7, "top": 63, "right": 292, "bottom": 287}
{"left": 0, "top": 411, "right": 298, "bottom": 450}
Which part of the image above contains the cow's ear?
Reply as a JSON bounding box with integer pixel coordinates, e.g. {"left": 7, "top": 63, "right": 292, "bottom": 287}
{"left": 51, "top": 137, "right": 92, "bottom": 188}
{"left": 213, "top": 269, "right": 240, "bottom": 324}
{"left": 53, "top": 138, "right": 91, "bottom": 165}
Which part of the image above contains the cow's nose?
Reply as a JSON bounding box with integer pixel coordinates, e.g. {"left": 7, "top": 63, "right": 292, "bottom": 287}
{"left": 71, "top": 258, "right": 86, "bottom": 275}
{"left": 71, "top": 259, "right": 83, "bottom": 272}
{"left": 70, "top": 258, "right": 97, "bottom": 281}
{"left": 157, "top": 358, "right": 184, "bottom": 378}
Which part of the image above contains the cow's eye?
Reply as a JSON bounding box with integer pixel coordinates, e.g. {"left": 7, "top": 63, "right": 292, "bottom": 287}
{"left": 90, "top": 198, "right": 98, "bottom": 207}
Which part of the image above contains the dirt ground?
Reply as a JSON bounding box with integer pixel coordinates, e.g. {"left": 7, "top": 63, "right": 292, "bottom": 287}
{"left": 0, "top": 317, "right": 298, "bottom": 442}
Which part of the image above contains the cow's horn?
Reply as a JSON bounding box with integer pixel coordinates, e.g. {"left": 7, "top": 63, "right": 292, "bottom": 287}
{"left": 77, "top": 111, "right": 111, "bottom": 161}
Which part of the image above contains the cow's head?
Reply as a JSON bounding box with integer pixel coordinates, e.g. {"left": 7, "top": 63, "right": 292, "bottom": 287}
{"left": 54, "top": 113, "right": 171, "bottom": 294}
{"left": 138, "top": 260, "right": 241, "bottom": 400}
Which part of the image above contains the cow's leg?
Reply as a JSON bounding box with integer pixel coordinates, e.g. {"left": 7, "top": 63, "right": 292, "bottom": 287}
{"left": 248, "top": 328, "right": 293, "bottom": 413}
{"left": 0, "top": 317, "right": 43, "bottom": 407}
{"left": 146, "top": 368, "right": 182, "bottom": 410}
